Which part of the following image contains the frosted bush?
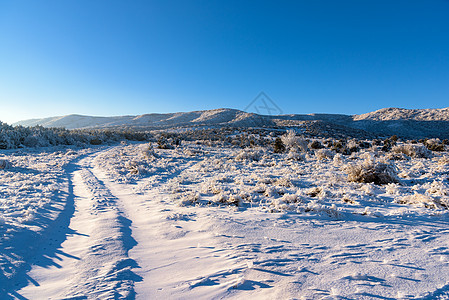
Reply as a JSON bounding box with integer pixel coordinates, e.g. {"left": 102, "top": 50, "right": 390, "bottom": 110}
{"left": 281, "top": 130, "right": 307, "bottom": 152}
{"left": 391, "top": 144, "right": 432, "bottom": 158}
{"left": 386, "top": 152, "right": 410, "bottom": 161}
{"left": 142, "top": 144, "right": 158, "bottom": 160}
{"left": 425, "top": 180, "right": 449, "bottom": 197}
{"left": 268, "top": 193, "right": 300, "bottom": 212}
{"left": 438, "top": 155, "right": 449, "bottom": 166}
{"left": 315, "top": 149, "right": 335, "bottom": 160}
{"left": 178, "top": 191, "right": 200, "bottom": 206}
{"left": 332, "top": 153, "right": 344, "bottom": 166}
{"left": 425, "top": 138, "right": 445, "bottom": 152}
{"left": 286, "top": 150, "right": 305, "bottom": 161}
{"left": 234, "top": 148, "right": 264, "bottom": 161}
{"left": 125, "top": 160, "right": 148, "bottom": 175}
{"left": 345, "top": 158, "right": 399, "bottom": 185}
{"left": 360, "top": 183, "right": 375, "bottom": 195}
{"left": 211, "top": 193, "right": 241, "bottom": 206}
{"left": 397, "top": 193, "right": 443, "bottom": 209}
{"left": 305, "top": 201, "right": 341, "bottom": 218}
{"left": 306, "top": 186, "right": 331, "bottom": 199}
{"left": 385, "top": 183, "right": 400, "bottom": 195}
{"left": 274, "top": 177, "right": 294, "bottom": 187}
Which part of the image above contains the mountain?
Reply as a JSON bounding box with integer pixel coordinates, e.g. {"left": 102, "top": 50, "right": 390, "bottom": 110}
{"left": 13, "top": 109, "right": 274, "bottom": 130}
{"left": 354, "top": 107, "right": 449, "bottom": 121}
{"left": 13, "top": 107, "right": 449, "bottom": 139}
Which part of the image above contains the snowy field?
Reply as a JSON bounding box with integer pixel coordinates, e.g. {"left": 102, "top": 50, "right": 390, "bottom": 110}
{"left": 1, "top": 137, "right": 449, "bottom": 299}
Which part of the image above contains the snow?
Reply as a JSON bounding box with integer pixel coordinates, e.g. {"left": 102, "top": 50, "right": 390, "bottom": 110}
{"left": 1, "top": 140, "right": 449, "bottom": 299}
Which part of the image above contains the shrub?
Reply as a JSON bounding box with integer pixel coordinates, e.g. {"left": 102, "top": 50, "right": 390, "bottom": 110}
{"left": 372, "top": 139, "right": 382, "bottom": 146}
{"left": 309, "top": 140, "right": 323, "bottom": 149}
{"left": 315, "top": 149, "right": 335, "bottom": 160}
{"left": 157, "top": 137, "right": 174, "bottom": 149}
{"left": 280, "top": 130, "right": 308, "bottom": 152}
{"left": 235, "top": 148, "right": 264, "bottom": 161}
{"left": 358, "top": 141, "right": 371, "bottom": 149}
{"left": 438, "top": 156, "right": 449, "bottom": 166}
{"left": 90, "top": 138, "right": 102, "bottom": 145}
{"left": 391, "top": 144, "right": 432, "bottom": 158}
{"left": 273, "top": 137, "right": 285, "bottom": 153}
{"left": 0, "top": 159, "right": 11, "bottom": 169}
{"left": 346, "top": 140, "right": 359, "bottom": 153}
{"left": 345, "top": 159, "right": 399, "bottom": 185}
{"left": 425, "top": 139, "right": 445, "bottom": 152}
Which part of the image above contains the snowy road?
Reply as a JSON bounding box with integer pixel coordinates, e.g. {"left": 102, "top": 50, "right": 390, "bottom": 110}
{"left": 15, "top": 148, "right": 244, "bottom": 299}
{"left": 18, "top": 153, "right": 140, "bottom": 298}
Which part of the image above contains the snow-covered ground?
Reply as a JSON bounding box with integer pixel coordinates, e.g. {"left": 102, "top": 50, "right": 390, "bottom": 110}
{"left": 1, "top": 140, "right": 449, "bottom": 299}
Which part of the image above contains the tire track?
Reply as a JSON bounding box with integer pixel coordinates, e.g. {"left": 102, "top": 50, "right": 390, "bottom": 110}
{"left": 18, "top": 153, "right": 142, "bottom": 299}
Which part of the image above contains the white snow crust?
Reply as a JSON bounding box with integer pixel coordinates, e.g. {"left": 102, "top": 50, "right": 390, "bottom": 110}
{"left": 2, "top": 140, "right": 449, "bottom": 299}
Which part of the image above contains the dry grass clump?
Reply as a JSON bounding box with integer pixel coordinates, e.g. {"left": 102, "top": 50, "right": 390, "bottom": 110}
{"left": 391, "top": 144, "right": 432, "bottom": 158}
{"left": 345, "top": 158, "right": 399, "bottom": 185}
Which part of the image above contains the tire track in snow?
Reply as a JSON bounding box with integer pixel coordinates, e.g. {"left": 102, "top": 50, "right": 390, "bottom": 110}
{"left": 18, "top": 154, "right": 142, "bottom": 299}
{"left": 64, "top": 166, "right": 142, "bottom": 299}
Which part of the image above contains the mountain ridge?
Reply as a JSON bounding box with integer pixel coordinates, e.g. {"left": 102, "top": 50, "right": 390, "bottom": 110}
{"left": 12, "top": 107, "right": 449, "bottom": 139}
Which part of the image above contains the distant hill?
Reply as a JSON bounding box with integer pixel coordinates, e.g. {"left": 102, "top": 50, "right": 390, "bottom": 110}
{"left": 13, "top": 109, "right": 274, "bottom": 130}
{"left": 13, "top": 107, "right": 449, "bottom": 139}
{"left": 354, "top": 107, "right": 449, "bottom": 121}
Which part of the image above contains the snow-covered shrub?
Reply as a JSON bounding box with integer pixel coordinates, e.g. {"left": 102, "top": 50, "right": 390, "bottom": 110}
{"left": 178, "top": 191, "right": 200, "bottom": 206}
{"left": 157, "top": 137, "right": 174, "bottom": 149}
{"left": 274, "top": 177, "right": 294, "bottom": 187}
{"left": 306, "top": 186, "right": 323, "bottom": 197}
{"left": 346, "top": 139, "right": 359, "bottom": 153}
{"left": 125, "top": 160, "right": 148, "bottom": 175}
{"left": 386, "top": 152, "right": 409, "bottom": 161}
{"left": 0, "top": 159, "right": 11, "bottom": 169}
{"left": 425, "top": 180, "right": 449, "bottom": 197}
{"left": 385, "top": 183, "right": 401, "bottom": 195}
{"left": 281, "top": 130, "right": 307, "bottom": 152}
{"left": 345, "top": 158, "right": 399, "bottom": 185}
{"left": 268, "top": 193, "right": 301, "bottom": 212}
{"left": 396, "top": 193, "right": 444, "bottom": 209}
{"left": 142, "top": 143, "right": 158, "bottom": 160}
{"left": 305, "top": 201, "right": 341, "bottom": 218}
{"left": 235, "top": 148, "right": 264, "bottom": 161}
{"left": 425, "top": 139, "right": 445, "bottom": 152}
{"left": 286, "top": 150, "right": 305, "bottom": 161}
{"left": 391, "top": 144, "right": 432, "bottom": 158}
{"left": 438, "top": 155, "right": 449, "bottom": 166}
{"left": 315, "top": 149, "right": 334, "bottom": 160}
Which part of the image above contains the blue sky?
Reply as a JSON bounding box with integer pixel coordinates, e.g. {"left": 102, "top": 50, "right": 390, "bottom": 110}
{"left": 0, "top": 1, "right": 448, "bottom": 123}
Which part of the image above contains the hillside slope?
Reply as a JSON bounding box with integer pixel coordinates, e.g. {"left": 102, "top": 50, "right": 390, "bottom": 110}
{"left": 13, "top": 107, "right": 449, "bottom": 139}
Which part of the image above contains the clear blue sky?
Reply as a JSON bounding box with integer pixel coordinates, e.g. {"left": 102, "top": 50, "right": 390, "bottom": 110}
{"left": 1, "top": 1, "right": 448, "bottom": 123}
